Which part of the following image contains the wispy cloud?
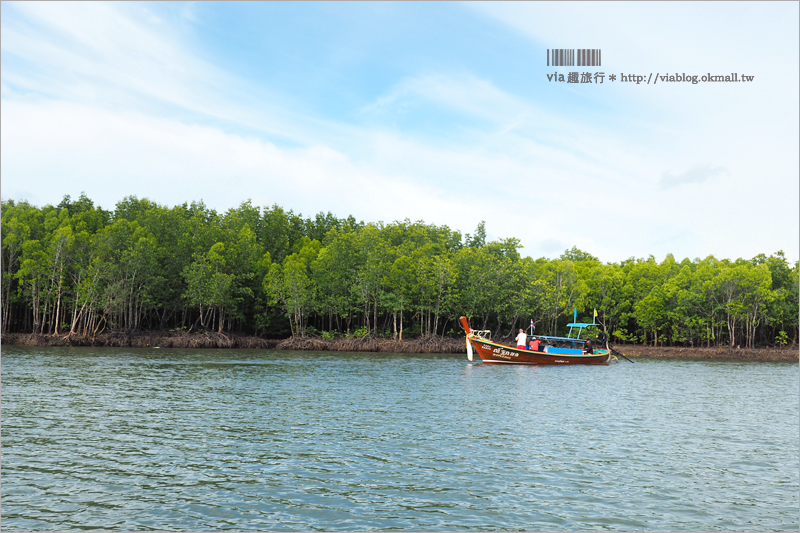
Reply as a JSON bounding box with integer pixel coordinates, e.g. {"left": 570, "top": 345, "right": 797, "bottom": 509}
{"left": 1, "top": 2, "right": 321, "bottom": 145}
{"left": 659, "top": 165, "right": 726, "bottom": 189}
{"left": 360, "top": 73, "right": 529, "bottom": 126}
{"left": 539, "top": 238, "right": 564, "bottom": 254}
{"left": 1, "top": 2, "right": 797, "bottom": 263}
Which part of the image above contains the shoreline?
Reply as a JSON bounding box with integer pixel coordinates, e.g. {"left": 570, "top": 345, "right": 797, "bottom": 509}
{"left": 1, "top": 331, "right": 797, "bottom": 361}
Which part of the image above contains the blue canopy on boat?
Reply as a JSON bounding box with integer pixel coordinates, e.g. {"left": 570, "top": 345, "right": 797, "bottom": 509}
{"left": 533, "top": 334, "right": 587, "bottom": 343}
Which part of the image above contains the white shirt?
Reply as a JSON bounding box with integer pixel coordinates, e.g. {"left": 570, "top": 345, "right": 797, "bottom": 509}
{"left": 516, "top": 331, "right": 527, "bottom": 346}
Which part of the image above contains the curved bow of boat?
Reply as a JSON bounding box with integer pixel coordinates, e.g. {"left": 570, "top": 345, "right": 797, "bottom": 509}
{"left": 458, "top": 316, "right": 472, "bottom": 335}
{"left": 459, "top": 316, "right": 473, "bottom": 361}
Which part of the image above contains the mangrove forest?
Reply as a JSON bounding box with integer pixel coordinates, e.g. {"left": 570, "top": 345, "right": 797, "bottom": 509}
{"left": 1, "top": 194, "right": 798, "bottom": 348}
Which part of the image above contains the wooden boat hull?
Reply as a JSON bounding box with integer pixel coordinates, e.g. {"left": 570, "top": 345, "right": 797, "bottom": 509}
{"left": 468, "top": 337, "right": 611, "bottom": 365}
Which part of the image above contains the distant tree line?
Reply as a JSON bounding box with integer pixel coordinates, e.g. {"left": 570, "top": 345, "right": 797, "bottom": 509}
{"left": 2, "top": 194, "right": 797, "bottom": 347}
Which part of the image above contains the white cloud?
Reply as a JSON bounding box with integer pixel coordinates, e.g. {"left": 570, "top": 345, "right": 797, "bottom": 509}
{"left": 1, "top": 2, "right": 797, "bottom": 263}
{"left": 0, "top": 99, "right": 468, "bottom": 227}
{"left": 361, "top": 73, "right": 529, "bottom": 127}
{"left": 1, "top": 2, "right": 320, "bottom": 145}
{"left": 659, "top": 165, "right": 727, "bottom": 189}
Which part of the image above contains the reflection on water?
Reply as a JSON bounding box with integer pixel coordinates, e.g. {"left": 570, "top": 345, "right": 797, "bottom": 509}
{"left": 2, "top": 347, "right": 798, "bottom": 531}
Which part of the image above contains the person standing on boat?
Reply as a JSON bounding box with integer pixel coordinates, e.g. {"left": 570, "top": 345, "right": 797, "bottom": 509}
{"left": 529, "top": 338, "right": 540, "bottom": 352}
{"left": 515, "top": 329, "right": 527, "bottom": 349}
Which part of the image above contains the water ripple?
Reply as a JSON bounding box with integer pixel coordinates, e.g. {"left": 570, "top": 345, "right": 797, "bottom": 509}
{"left": 2, "top": 347, "right": 798, "bottom": 531}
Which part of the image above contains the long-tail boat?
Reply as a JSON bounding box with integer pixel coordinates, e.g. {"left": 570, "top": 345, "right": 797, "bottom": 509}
{"left": 459, "top": 315, "right": 612, "bottom": 365}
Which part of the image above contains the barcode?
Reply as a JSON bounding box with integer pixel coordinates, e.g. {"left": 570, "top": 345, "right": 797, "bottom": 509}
{"left": 547, "top": 49, "right": 601, "bottom": 67}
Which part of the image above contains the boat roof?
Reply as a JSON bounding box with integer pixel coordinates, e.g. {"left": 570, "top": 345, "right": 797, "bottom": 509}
{"left": 564, "top": 321, "right": 598, "bottom": 340}
{"left": 535, "top": 334, "right": 588, "bottom": 343}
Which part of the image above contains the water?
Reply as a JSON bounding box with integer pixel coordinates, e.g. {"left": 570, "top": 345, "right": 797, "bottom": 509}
{"left": 2, "top": 346, "right": 798, "bottom": 531}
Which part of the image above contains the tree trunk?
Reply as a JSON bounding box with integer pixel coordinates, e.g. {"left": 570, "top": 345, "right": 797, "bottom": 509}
{"left": 399, "top": 305, "right": 403, "bottom": 341}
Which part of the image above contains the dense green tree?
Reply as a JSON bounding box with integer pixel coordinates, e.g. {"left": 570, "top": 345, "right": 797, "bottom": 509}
{"left": 265, "top": 238, "right": 319, "bottom": 336}
{"left": 2, "top": 195, "right": 797, "bottom": 346}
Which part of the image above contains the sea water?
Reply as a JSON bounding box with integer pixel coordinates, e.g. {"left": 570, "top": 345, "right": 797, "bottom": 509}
{"left": 2, "top": 347, "right": 797, "bottom": 531}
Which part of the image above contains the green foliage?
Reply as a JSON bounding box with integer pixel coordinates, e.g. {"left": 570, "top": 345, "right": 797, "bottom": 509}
{"left": 2, "top": 195, "right": 797, "bottom": 346}
{"left": 560, "top": 246, "right": 599, "bottom": 263}
{"left": 465, "top": 221, "right": 486, "bottom": 248}
{"left": 350, "top": 326, "right": 369, "bottom": 338}
{"left": 612, "top": 329, "right": 634, "bottom": 342}
{"left": 775, "top": 331, "right": 789, "bottom": 346}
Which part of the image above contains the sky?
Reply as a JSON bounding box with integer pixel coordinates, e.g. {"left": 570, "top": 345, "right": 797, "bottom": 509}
{"left": 2, "top": 1, "right": 798, "bottom": 264}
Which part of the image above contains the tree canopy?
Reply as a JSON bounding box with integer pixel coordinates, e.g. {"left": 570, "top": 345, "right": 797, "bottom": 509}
{"left": 2, "top": 194, "right": 797, "bottom": 347}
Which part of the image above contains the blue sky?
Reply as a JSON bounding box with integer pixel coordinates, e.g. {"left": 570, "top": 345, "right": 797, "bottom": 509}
{"left": 2, "top": 1, "right": 798, "bottom": 263}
